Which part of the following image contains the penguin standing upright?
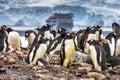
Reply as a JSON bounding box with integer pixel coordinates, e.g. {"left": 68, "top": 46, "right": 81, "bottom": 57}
{"left": 25, "top": 30, "right": 37, "bottom": 48}
{"left": 26, "top": 37, "right": 48, "bottom": 65}
{"left": 61, "top": 32, "right": 75, "bottom": 67}
{"left": 85, "top": 40, "right": 107, "bottom": 71}
{"left": 47, "top": 28, "right": 68, "bottom": 55}
{"left": 7, "top": 27, "right": 21, "bottom": 52}
{"left": 26, "top": 25, "right": 56, "bottom": 65}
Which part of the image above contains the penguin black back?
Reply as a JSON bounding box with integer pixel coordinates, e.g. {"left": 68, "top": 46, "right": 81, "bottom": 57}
{"left": 0, "top": 27, "right": 8, "bottom": 51}
{"left": 7, "top": 27, "right": 14, "bottom": 33}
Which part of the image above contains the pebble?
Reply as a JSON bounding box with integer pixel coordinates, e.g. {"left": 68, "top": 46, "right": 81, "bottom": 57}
{"left": 8, "top": 57, "right": 16, "bottom": 64}
{"left": 87, "top": 72, "right": 106, "bottom": 80}
{"left": 78, "top": 67, "right": 92, "bottom": 73}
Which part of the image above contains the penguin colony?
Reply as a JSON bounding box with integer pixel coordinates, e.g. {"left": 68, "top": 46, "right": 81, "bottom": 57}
{"left": 0, "top": 23, "right": 120, "bottom": 72}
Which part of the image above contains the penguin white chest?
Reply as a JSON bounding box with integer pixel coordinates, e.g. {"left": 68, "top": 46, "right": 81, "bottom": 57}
{"left": 63, "top": 39, "right": 75, "bottom": 67}
{"left": 64, "top": 39, "right": 75, "bottom": 59}
{"left": 116, "top": 39, "right": 120, "bottom": 56}
{"left": 8, "top": 31, "right": 21, "bottom": 50}
{"left": 31, "top": 43, "right": 47, "bottom": 65}
{"left": 87, "top": 34, "right": 96, "bottom": 41}
{"left": 27, "top": 33, "right": 36, "bottom": 45}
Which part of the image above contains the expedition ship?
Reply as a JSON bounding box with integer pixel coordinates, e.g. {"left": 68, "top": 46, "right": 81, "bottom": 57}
{"left": 46, "top": 13, "right": 74, "bottom": 31}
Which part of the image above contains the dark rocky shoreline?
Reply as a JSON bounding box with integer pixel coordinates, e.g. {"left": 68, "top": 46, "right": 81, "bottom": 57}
{"left": 0, "top": 48, "right": 120, "bottom": 80}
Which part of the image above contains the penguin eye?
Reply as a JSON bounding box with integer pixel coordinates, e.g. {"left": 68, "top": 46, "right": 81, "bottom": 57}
{"left": 25, "top": 33, "right": 29, "bottom": 37}
{"left": 67, "top": 33, "right": 70, "bottom": 36}
{"left": 59, "top": 29, "right": 61, "bottom": 32}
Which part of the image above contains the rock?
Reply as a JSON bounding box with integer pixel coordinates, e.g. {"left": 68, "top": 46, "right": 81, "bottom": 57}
{"left": 33, "top": 73, "right": 52, "bottom": 78}
{"left": 8, "top": 57, "right": 16, "bottom": 64}
{"left": 49, "top": 55, "right": 61, "bottom": 65}
{"left": 78, "top": 67, "right": 92, "bottom": 73}
{"left": 3, "top": 57, "right": 8, "bottom": 62}
{"left": 0, "top": 67, "right": 6, "bottom": 74}
{"left": 15, "top": 50, "right": 24, "bottom": 55}
{"left": 87, "top": 72, "right": 106, "bottom": 80}
{"left": 87, "top": 78, "right": 95, "bottom": 80}
{"left": 80, "top": 62, "right": 93, "bottom": 68}
{"left": 73, "top": 51, "right": 89, "bottom": 63}
{"left": 0, "top": 55, "right": 4, "bottom": 60}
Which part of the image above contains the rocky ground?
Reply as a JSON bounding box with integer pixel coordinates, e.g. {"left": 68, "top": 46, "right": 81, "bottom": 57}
{"left": 0, "top": 48, "right": 120, "bottom": 80}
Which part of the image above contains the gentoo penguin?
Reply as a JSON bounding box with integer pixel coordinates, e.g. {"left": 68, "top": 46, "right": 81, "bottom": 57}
{"left": 7, "top": 27, "right": 21, "bottom": 52}
{"left": 60, "top": 32, "right": 75, "bottom": 67}
{"left": 26, "top": 38, "right": 48, "bottom": 65}
{"left": 87, "top": 26, "right": 102, "bottom": 41}
{"left": 105, "top": 32, "right": 116, "bottom": 56}
{"left": 47, "top": 28, "right": 68, "bottom": 55}
{"left": 112, "top": 22, "right": 120, "bottom": 36}
{"left": 31, "top": 25, "right": 53, "bottom": 47}
{"left": 0, "top": 27, "right": 9, "bottom": 52}
{"left": 25, "top": 30, "right": 37, "bottom": 48}
{"left": 84, "top": 40, "right": 107, "bottom": 71}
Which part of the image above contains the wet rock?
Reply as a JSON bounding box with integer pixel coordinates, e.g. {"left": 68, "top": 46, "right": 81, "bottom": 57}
{"left": 87, "top": 72, "right": 106, "bottom": 80}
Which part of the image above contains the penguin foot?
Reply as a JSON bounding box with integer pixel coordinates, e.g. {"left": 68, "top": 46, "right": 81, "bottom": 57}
{"left": 63, "top": 59, "right": 69, "bottom": 68}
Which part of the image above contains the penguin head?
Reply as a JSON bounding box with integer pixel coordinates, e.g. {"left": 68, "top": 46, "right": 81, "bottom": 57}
{"left": 0, "top": 27, "right": 7, "bottom": 36}
{"left": 7, "top": 27, "right": 14, "bottom": 33}
{"left": 50, "top": 29, "right": 56, "bottom": 38}
{"left": 41, "top": 24, "right": 53, "bottom": 31}
{"left": 57, "top": 28, "right": 69, "bottom": 37}
{"left": 57, "top": 28, "right": 68, "bottom": 34}
{"left": 25, "top": 30, "right": 31, "bottom": 38}
{"left": 44, "top": 30, "right": 55, "bottom": 40}
{"left": 2, "top": 25, "right": 8, "bottom": 30}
